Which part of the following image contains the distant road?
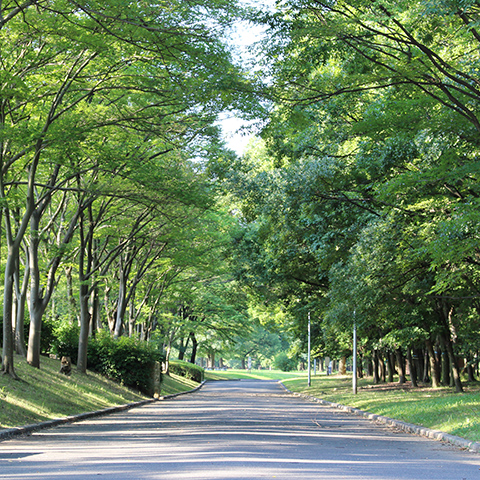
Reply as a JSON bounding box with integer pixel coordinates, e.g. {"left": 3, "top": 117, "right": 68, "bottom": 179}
{"left": 0, "top": 380, "right": 478, "bottom": 479}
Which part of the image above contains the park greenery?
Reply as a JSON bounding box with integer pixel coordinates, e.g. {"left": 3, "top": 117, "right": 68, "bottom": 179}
{"left": 1, "top": 0, "right": 480, "bottom": 402}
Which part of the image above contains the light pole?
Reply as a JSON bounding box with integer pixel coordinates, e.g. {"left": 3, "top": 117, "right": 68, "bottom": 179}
{"left": 353, "top": 310, "right": 357, "bottom": 395}
{"left": 307, "top": 311, "right": 311, "bottom": 387}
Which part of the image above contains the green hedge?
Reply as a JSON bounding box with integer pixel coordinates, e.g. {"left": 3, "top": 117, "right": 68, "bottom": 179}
{"left": 87, "top": 332, "right": 164, "bottom": 395}
{"left": 169, "top": 360, "right": 204, "bottom": 383}
{"left": 50, "top": 320, "right": 80, "bottom": 363}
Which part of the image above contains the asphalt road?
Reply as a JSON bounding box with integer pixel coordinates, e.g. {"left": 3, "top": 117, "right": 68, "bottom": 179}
{"left": 0, "top": 380, "right": 479, "bottom": 479}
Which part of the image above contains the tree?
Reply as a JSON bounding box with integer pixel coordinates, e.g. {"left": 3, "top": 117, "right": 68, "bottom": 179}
{"left": 1, "top": 0, "right": 249, "bottom": 376}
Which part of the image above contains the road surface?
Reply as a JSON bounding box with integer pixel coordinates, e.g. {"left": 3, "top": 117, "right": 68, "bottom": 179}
{"left": 0, "top": 380, "right": 479, "bottom": 479}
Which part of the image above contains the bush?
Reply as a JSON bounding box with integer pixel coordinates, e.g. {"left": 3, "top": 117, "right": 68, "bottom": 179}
{"left": 88, "top": 331, "right": 164, "bottom": 394}
{"left": 50, "top": 321, "right": 80, "bottom": 364}
{"left": 169, "top": 359, "right": 204, "bottom": 383}
{"left": 273, "top": 352, "right": 296, "bottom": 372}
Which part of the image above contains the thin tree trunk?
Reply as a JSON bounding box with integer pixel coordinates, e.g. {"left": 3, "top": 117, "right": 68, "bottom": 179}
{"left": 77, "top": 211, "right": 91, "bottom": 373}
{"left": 373, "top": 350, "right": 380, "bottom": 384}
{"left": 14, "top": 248, "right": 29, "bottom": 357}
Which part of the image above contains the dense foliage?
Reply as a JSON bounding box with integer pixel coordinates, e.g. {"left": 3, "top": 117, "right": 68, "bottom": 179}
{"left": 3, "top": 0, "right": 479, "bottom": 392}
{"left": 218, "top": 0, "right": 480, "bottom": 390}
{"left": 0, "top": 0, "right": 256, "bottom": 380}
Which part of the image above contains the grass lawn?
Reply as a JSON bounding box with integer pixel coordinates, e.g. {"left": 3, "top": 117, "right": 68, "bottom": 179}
{"left": 283, "top": 374, "right": 480, "bottom": 443}
{"left": 205, "top": 368, "right": 308, "bottom": 381}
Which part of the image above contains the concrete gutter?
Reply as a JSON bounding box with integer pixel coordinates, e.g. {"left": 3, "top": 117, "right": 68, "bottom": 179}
{"left": 279, "top": 381, "right": 480, "bottom": 454}
{"left": 0, "top": 381, "right": 205, "bottom": 442}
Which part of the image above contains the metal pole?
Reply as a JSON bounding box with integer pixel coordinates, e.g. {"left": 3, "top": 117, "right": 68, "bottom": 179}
{"left": 307, "top": 311, "right": 311, "bottom": 387}
{"left": 353, "top": 311, "right": 357, "bottom": 395}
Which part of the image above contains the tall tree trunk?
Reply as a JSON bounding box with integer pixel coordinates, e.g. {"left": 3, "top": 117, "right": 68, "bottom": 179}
{"left": 77, "top": 281, "right": 91, "bottom": 372}
{"left": 373, "top": 350, "right": 380, "bottom": 384}
{"left": 77, "top": 211, "right": 91, "bottom": 373}
{"left": 426, "top": 340, "right": 440, "bottom": 387}
{"left": 65, "top": 266, "right": 78, "bottom": 323}
{"left": 90, "top": 286, "right": 101, "bottom": 335}
{"left": 208, "top": 352, "right": 215, "bottom": 369}
{"left": 467, "top": 363, "right": 476, "bottom": 383}
{"left": 128, "top": 291, "right": 136, "bottom": 337}
{"left": 27, "top": 211, "right": 44, "bottom": 368}
{"left": 2, "top": 245, "right": 20, "bottom": 378}
{"left": 422, "top": 348, "right": 430, "bottom": 383}
{"left": 357, "top": 352, "right": 364, "bottom": 378}
{"left": 438, "top": 301, "right": 463, "bottom": 392}
{"left": 113, "top": 272, "right": 127, "bottom": 338}
{"left": 406, "top": 348, "right": 418, "bottom": 387}
{"left": 414, "top": 348, "right": 424, "bottom": 384}
{"left": 396, "top": 348, "right": 406, "bottom": 384}
{"left": 189, "top": 332, "right": 198, "bottom": 364}
{"left": 379, "top": 353, "right": 386, "bottom": 382}
{"left": 178, "top": 335, "right": 191, "bottom": 361}
{"left": 440, "top": 341, "right": 451, "bottom": 386}
{"left": 338, "top": 356, "right": 347, "bottom": 375}
{"left": 14, "top": 249, "right": 29, "bottom": 357}
{"left": 386, "top": 352, "right": 395, "bottom": 382}
{"left": 443, "top": 334, "right": 463, "bottom": 393}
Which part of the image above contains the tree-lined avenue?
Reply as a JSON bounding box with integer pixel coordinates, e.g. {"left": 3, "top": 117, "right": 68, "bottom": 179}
{"left": 0, "top": 380, "right": 478, "bottom": 479}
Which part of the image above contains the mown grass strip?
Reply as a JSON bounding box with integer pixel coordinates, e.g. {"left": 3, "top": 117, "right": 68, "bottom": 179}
{"left": 204, "top": 369, "right": 308, "bottom": 381}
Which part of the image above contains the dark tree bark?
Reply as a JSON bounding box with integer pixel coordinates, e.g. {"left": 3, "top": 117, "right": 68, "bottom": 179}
{"left": 407, "top": 348, "right": 418, "bottom": 387}
{"left": 396, "top": 349, "right": 406, "bottom": 384}
{"left": 386, "top": 352, "right": 395, "bottom": 382}
{"left": 189, "top": 332, "right": 198, "bottom": 364}
{"left": 373, "top": 350, "right": 380, "bottom": 384}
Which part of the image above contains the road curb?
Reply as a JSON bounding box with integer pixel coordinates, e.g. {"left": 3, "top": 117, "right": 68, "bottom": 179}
{"left": 279, "top": 381, "right": 480, "bottom": 454}
{"left": 0, "top": 381, "right": 205, "bottom": 442}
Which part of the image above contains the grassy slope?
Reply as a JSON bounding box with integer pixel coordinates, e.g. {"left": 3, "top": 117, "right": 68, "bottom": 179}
{"left": 283, "top": 374, "right": 480, "bottom": 443}
{"left": 0, "top": 352, "right": 149, "bottom": 429}
{"left": 0, "top": 352, "right": 200, "bottom": 430}
{"left": 160, "top": 373, "right": 200, "bottom": 395}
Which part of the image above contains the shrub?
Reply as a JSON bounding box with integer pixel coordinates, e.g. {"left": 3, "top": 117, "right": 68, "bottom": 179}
{"left": 50, "top": 321, "right": 80, "bottom": 363}
{"left": 88, "top": 332, "right": 164, "bottom": 394}
{"left": 169, "top": 359, "right": 204, "bottom": 383}
{"left": 273, "top": 351, "right": 296, "bottom": 372}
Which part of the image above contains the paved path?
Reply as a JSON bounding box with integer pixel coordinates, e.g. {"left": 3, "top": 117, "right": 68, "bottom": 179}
{"left": 0, "top": 380, "right": 479, "bottom": 479}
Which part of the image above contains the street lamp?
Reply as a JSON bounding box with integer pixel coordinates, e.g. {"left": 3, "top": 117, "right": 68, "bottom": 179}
{"left": 353, "top": 310, "right": 357, "bottom": 395}
{"left": 307, "top": 311, "right": 311, "bottom": 387}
